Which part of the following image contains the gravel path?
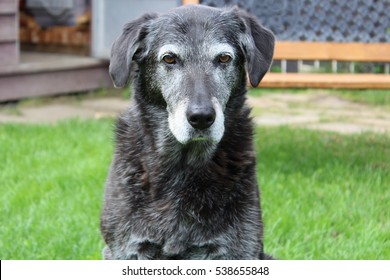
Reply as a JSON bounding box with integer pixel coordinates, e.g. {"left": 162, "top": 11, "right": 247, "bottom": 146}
{"left": 248, "top": 93, "right": 390, "bottom": 134}
{"left": 1, "top": 92, "right": 389, "bottom": 134}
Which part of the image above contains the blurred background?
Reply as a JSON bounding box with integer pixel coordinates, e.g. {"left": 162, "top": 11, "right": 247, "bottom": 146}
{"left": 0, "top": 0, "right": 389, "bottom": 101}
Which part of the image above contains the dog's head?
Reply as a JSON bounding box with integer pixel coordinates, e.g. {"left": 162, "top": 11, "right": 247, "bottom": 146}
{"left": 109, "top": 5, "right": 274, "bottom": 145}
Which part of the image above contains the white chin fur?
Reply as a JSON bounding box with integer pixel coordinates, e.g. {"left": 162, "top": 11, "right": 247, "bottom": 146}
{"left": 168, "top": 101, "right": 191, "bottom": 144}
{"left": 168, "top": 98, "right": 225, "bottom": 145}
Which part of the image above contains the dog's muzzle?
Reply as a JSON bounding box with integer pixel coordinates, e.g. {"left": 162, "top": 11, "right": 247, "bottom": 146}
{"left": 168, "top": 97, "right": 225, "bottom": 145}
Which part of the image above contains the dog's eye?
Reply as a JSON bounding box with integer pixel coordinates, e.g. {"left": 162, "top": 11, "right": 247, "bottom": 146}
{"left": 162, "top": 53, "right": 177, "bottom": 64}
{"left": 218, "top": 54, "right": 232, "bottom": 64}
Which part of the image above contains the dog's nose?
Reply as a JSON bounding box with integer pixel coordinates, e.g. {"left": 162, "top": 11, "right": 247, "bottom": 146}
{"left": 186, "top": 106, "right": 216, "bottom": 130}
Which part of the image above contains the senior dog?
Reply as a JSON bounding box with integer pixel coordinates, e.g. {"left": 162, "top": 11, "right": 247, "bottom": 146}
{"left": 100, "top": 4, "right": 275, "bottom": 259}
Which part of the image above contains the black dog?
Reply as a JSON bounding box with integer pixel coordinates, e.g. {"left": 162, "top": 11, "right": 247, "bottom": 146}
{"left": 100, "top": 4, "right": 275, "bottom": 259}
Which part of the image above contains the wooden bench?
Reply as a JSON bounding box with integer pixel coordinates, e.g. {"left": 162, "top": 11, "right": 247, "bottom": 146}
{"left": 262, "top": 41, "right": 390, "bottom": 89}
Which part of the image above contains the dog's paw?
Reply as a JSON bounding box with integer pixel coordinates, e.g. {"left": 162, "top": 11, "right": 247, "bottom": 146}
{"left": 102, "top": 246, "right": 113, "bottom": 260}
{"left": 162, "top": 240, "right": 187, "bottom": 257}
{"left": 260, "top": 252, "right": 276, "bottom": 260}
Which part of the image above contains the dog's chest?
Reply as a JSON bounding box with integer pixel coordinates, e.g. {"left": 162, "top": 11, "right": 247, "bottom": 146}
{"left": 124, "top": 174, "right": 233, "bottom": 259}
{"left": 125, "top": 205, "right": 226, "bottom": 259}
{"left": 126, "top": 212, "right": 229, "bottom": 260}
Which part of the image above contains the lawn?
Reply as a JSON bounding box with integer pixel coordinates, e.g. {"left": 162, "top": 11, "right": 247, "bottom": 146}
{"left": 334, "top": 89, "right": 390, "bottom": 108}
{"left": 0, "top": 119, "right": 389, "bottom": 259}
{"left": 258, "top": 127, "right": 390, "bottom": 259}
{"left": 0, "top": 119, "right": 113, "bottom": 259}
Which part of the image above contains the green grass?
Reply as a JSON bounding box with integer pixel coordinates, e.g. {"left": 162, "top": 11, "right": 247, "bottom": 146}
{"left": 1, "top": 119, "right": 389, "bottom": 259}
{"left": 249, "top": 88, "right": 314, "bottom": 97}
{"left": 257, "top": 127, "right": 390, "bottom": 259}
{"left": 0, "top": 119, "right": 114, "bottom": 260}
{"left": 335, "top": 89, "right": 390, "bottom": 108}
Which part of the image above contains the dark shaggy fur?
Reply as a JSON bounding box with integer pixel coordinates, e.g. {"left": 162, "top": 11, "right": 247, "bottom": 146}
{"left": 100, "top": 4, "right": 275, "bottom": 260}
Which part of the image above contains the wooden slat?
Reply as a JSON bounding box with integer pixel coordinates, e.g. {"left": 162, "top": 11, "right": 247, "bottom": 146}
{"left": 274, "top": 41, "right": 390, "bottom": 62}
{"left": 0, "top": 54, "right": 112, "bottom": 102}
{"left": 182, "top": 0, "right": 200, "bottom": 4}
{"left": 0, "top": 15, "right": 17, "bottom": 42}
{"left": 0, "top": 42, "right": 18, "bottom": 65}
{"left": 0, "top": 2, "right": 18, "bottom": 14}
{"left": 260, "top": 73, "right": 390, "bottom": 89}
{"left": 0, "top": 66, "right": 112, "bottom": 101}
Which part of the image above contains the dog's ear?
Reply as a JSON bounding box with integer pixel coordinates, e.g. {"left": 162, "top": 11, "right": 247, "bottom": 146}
{"left": 109, "top": 13, "right": 158, "bottom": 88}
{"left": 236, "top": 9, "right": 275, "bottom": 87}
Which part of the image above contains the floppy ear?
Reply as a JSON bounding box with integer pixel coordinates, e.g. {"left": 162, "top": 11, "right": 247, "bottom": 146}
{"left": 109, "top": 13, "right": 158, "bottom": 88}
{"left": 237, "top": 10, "right": 275, "bottom": 87}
